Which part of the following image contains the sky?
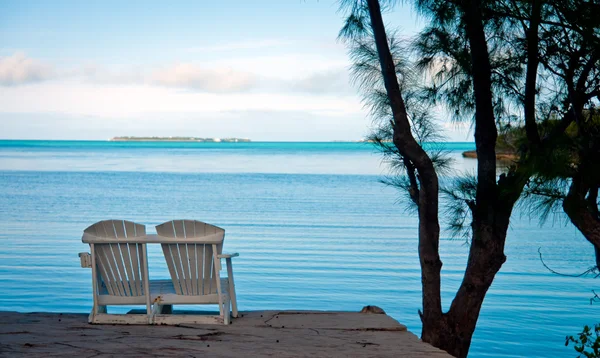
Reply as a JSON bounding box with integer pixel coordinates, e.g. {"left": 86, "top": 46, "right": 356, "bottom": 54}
{"left": 0, "top": 0, "right": 471, "bottom": 141}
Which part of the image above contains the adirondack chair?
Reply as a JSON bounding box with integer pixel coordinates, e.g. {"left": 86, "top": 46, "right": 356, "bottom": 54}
{"left": 151, "top": 219, "right": 238, "bottom": 325}
{"left": 79, "top": 220, "right": 152, "bottom": 324}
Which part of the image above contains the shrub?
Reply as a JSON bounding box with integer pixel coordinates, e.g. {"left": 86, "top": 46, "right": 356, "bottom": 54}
{"left": 567, "top": 324, "right": 600, "bottom": 358}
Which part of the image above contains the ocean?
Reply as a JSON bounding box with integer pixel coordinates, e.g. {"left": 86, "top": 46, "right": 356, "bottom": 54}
{"left": 0, "top": 140, "right": 595, "bottom": 357}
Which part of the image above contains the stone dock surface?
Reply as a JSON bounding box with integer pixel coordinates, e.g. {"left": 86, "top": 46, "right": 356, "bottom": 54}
{"left": 0, "top": 310, "right": 452, "bottom": 357}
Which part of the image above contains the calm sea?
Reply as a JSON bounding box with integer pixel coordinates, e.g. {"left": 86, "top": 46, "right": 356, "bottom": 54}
{"left": 0, "top": 140, "right": 596, "bottom": 357}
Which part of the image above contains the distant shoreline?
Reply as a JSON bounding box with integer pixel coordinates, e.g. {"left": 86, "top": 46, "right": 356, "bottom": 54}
{"left": 0, "top": 139, "right": 478, "bottom": 145}
{"left": 110, "top": 136, "right": 251, "bottom": 143}
{"left": 462, "top": 150, "right": 518, "bottom": 161}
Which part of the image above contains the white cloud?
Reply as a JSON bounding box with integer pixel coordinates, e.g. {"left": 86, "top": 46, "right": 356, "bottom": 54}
{"left": 205, "top": 54, "right": 349, "bottom": 80}
{"left": 0, "top": 81, "right": 363, "bottom": 118}
{"left": 77, "top": 62, "right": 354, "bottom": 95}
{"left": 8, "top": 50, "right": 353, "bottom": 95}
{"left": 74, "top": 64, "right": 144, "bottom": 84}
{"left": 0, "top": 52, "right": 53, "bottom": 86}
{"left": 69, "top": 63, "right": 258, "bottom": 93}
{"left": 291, "top": 69, "right": 352, "bottom": 94}
{"left": 150, "top": 64, "right": 256, "bottom": 92}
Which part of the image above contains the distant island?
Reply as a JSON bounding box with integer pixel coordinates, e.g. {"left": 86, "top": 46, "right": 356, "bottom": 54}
{"left": 110, "top": 136, "right": 251, "bottom": 143}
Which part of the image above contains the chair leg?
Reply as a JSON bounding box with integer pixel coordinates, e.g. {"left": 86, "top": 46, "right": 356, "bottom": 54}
{"left": 88, "top": 309, "right": 95, "bottom": 324}
{"left": 146, "top": 301, "right": 153, "bottom": 325}
{"left": 229, "top": 287, "right": 238, "bottom": 318}
{"left": 89, "top": 305, "right": 106, "bottom": 324}
{"left": 226, "top": 259, "right": 238, "bottom": 318}
{"left": 223, "top": 296, "right": 231, "bottom": 325}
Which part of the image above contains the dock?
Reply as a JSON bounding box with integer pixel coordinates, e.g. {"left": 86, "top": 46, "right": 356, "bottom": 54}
{"left": 0, "top": 310, "right": 452, "bottom": 357}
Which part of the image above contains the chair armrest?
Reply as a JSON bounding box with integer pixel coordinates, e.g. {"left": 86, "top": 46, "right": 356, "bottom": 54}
{"left": 217, "top": 253, "right": 239, "bottom": 259}
{"left": 79, "top": 252, "right": 92, "bottom": 268}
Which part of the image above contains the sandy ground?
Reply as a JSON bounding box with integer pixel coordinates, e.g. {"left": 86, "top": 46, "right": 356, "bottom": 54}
{"left": 0, "top": 310, "right": 452, "bottom": 357}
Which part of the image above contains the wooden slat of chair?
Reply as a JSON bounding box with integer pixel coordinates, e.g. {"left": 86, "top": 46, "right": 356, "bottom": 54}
{"left": 172, "top": 220, "right": 185, "bottom": 238}
{"left": 179, "top": 243, "right": 193, "bottom": 295}
{"left": 203, "top": 244, "right": 214, "bottom": 294}
{"left": 153, "top": 219, "right": 238, "bottom": 325}
{"left": 98, "top": 221, "right": 127, "bottom": 296}
{"left": 137, "top": 244, "right": 146, "bottom": 295}
{"left": 172, "top": 220, "right": 192, "bottom": 295}
{"left": 101, "top": 221, "right": 116, "bottom": 239}
{"left": 96, "top": 244, "right": 120, "bottom": 296}
{"left": 156, "top": 221, "right": 183, "bottom": 295}
{"left": 120, "top": 243, "right": 136, "bottom": 296}
{"left": 121, "top": 221, "right": 141, "bottom": 296}
{"left": 94, "top": 245, "right": 114, "bottom": 295}
{"left": 183, "top": 221, "right": 199, "bottom": 295}
{"left": 108, "top": 244, "right": 128, "bottom": 296}
{"left": 97, "top": 221, "right": 109, "bottom": 237}
{"left": 113, "top": 220, "right": 126, "bottom": 239}
{"left": 212, "top": 244, "right": 224, "bottom": 317}
{"left": 113, "top": 242, "right": 132, "bottom": 296}
{"left": 135, "top": 223, "right": 146, "bottom": 295}
{"left": 125, "top": 243, "right": 139, "bottom": 296}
{"left": 82, "top": 219, "right": 152, "bottom": 325}
{"left": 188, "top": 244, "right": 198, "bottom": 295}
{"left": 195, "top": 220, "right": 207, "bottom": 237}
{"left": 162, "top": 244, "right": 183, "bottom": 295}
{"left": 109, "top": 221, "right": 131, "bottom": 296}
{"left": 113, "top": 220, "right": 135, "bottom": 295}
{"left": 156, "top": 220, "right": 226, "bottom": 297}
{"left": 86, "top": 220, "right": 149, "bottom": 297}
{"left": 169, "top": 244, "right": 186, "bottom": 295}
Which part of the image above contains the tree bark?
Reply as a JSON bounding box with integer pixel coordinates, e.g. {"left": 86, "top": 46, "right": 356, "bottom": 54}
{"left": 364, "top": 0, "right": 540, "bottom": 356}
{"left": 426, "top": 1, "right": 511, "bottom": 356}
{"left": 366, "top": 0, "right": 444, "bottom": 334}
{"left": 359, "top": 0, "right": 598, "bottom": 356}
{"left": 563, "top": 178, "right": 600, "bottom": 268}
{"left": 524, "top": 0, "right": 542, "bottom": 147}
{"left": 463, "top": 0, "right": 498, "bottom": 219}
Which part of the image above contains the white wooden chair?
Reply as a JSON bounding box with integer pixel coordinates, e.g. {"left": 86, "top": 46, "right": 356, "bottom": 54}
{"left": 79, "top": 220, "right": 152, "bottom": 324}
{"left": 151, "top": 219, "right": 238, "bottom": 325}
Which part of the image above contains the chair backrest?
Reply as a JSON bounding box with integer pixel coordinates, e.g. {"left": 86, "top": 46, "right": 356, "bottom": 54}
{"left": 155, "top": 219, "right": 225, "bottom": 296}
{"left": 83, "top": 219, "right": 147, "bottom": 297}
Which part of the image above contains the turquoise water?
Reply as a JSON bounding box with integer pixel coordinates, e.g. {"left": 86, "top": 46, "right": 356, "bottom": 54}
{"left": 0, "top": 140, "right": 596, "bottom": 357}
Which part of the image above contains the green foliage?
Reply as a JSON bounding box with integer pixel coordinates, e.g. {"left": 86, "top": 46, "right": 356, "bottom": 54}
{"left": 412, "top": 0, "right": 527, "bottom": 126}
{"left": 339, "top": 0, "right": 453, "bottom": 208}
{"left": 566, "top": 324, "right": 600, "bottom": 358}
{"left": 341, "top": 0, "right": 600, "bottom": 241}
{"left": 339, "top": 2, "right": 600, "bottom": 357}
{"left": 520, "top": 109, "right": 600, "bottom": 224}
{"left": 440, "top": 175, "right": 477, "bottom": 242}
{"left": 521, "top": 177, "right": 570, "bottom": 225}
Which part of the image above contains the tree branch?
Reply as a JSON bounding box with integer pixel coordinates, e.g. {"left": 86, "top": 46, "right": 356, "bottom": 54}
{"left": 524, "top": 0, "right": 542, "bottom": 147}
{"left": 404, "top": 158, "right": 420, "bottom": 204}
{"left": 538, "top": 247, "right": 599, "bottom": 277}
{"left": 462, "top": 0, "right": 498, "bottom": 218}
{"left": 366, "top": 0, "right": 442, "bottom": 320}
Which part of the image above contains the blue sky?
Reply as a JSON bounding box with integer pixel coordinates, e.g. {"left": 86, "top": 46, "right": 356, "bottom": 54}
{"left": 0, "top": 0, "right": 469, "bottom": 141}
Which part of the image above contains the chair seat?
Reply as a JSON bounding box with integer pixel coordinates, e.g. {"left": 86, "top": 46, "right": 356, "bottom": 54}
{"left": 149, "top": 279, "right": 229, "bottom": 305}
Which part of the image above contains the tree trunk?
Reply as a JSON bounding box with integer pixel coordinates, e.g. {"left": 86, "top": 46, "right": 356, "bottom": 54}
{"left": 365, "top": 0, "right": 444, "bottom": 344}
{"left": 524, "top": 0, "right": 542, "bottom": 147}
{"left": 423, "top": 1, "right": 510, "bottom": 356}
{"left": 563, "top": 178, "right": 600, "bottom": 268}
{"left": 365, "top": 0, "right": 518, "bottom": 356}
{"left": 462, "top": 0, "right": 497, "bottom": 217}
{"left": 419, "top": 212, "right": 510, "bottom": 358}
